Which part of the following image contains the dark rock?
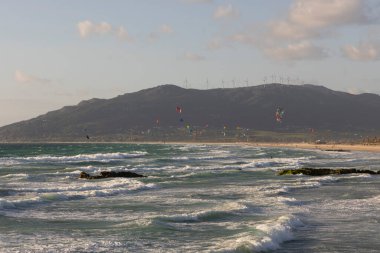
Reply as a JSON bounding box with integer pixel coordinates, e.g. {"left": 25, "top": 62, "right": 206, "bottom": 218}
{"left": 323, "top": 149, "right": 350, "bottom": 152}
{"left": 278, "top": 167, "right": 378, "bottom": 176}
{"left": 80, "top": 171, "right": 145, "bottom": 179}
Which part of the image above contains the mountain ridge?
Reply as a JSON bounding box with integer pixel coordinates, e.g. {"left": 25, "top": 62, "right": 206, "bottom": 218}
{"left": 1, "top": 83, "right": 379, "bottom": 142}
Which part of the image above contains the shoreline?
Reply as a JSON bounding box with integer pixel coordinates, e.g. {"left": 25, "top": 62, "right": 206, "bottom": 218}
{"left": 250, "top": 142, "right": 380, "bottom": 153}
{"left": 1, "top": 141, "right": 380, "bottom": 153}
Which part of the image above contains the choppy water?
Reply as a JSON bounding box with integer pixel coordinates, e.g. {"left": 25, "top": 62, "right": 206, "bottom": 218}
{"left": 0, "top": 143, "right": 379, "bottom": 252}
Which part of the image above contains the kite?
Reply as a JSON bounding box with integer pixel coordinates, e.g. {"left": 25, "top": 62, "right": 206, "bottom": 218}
{"left": 275, "top": 107, "right": 285, "bottom": 123}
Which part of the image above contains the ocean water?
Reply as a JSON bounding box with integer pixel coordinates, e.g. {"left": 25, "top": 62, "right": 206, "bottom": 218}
{"left": 0, "top": 143, "right": 379, "bottom": 253}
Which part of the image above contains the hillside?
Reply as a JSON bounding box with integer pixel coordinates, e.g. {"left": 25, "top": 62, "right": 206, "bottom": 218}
{"left": 1, "top": 83, "right": 380, "bottom": 142}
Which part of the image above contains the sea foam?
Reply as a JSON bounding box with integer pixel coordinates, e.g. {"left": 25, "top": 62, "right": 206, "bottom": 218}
{"left": 154, "top": 202, "right": 248, "bottom": 223}
{"left": 0, "top": 179, "right": 156, "bottom": 211}
{"left": 217, "top": 215, "right": 303, "bottom": 252}
{"left": 0, "top": 151, "right": 147, "bottom": 165}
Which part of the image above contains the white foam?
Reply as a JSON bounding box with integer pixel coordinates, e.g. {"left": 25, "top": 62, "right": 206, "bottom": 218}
{"left": 254, "top": 215, "right": 303, "bottom": 250}
{"left": 342, "top": 173, "right": 373, "bottom": 179}
{"left": 0, "top": 173, "right": 29, "bottom": 180}
{"left": 257, "top": 185, "right": 290, "bottom": 195}
{"left": 170, "top": 156, "right": 190, "bottom": 160}
{"left": 0, "top": 151, "right": 147, "bottom": 165}
{"left": 63, "top": 165, "right": 144, "bottom": 176}
{"left": 0, "top": 179, "right": 157, "bottom": 211}
{"left": 4, "top": 196, "right": 43, "bottom": 208}
{"left": 219, "top": 156, "right": 313, "bottom": 171}
{"left": 0, "top": 234, "right": 129, "bottom": 253}
{"left": 276, "top": 196, "right": 298, "bottom": 204}
{"left": 318, "top": 194, "right": 380, "bottom": 214}
{"left": 0, "top": 198, "right": 16, "bottom": 209}
{"left": 217, "top": 215, "right": 303, "bottom": 252}
{"left": 283, "top": 175, "right": 340, "bottom": 191}
{"left": 155, "top": 202, "right": 248, "bottom": 223}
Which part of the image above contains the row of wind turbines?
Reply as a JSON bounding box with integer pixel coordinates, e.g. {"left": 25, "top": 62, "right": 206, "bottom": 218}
{"left": 182, "top": 75, "right": 310, "bottom": 89}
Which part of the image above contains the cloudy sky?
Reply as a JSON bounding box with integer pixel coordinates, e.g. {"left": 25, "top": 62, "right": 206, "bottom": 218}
{"left": 1, "top": 0, "right": 380, "bottom": 126}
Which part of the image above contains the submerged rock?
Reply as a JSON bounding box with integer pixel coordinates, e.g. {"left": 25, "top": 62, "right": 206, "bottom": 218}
{"left": 278, "top": 168, "right": 379, "bottom": 176}
{"left": 323, "top": 149, "right": 350, "bottom": 152}
{"left": 80, "top": 171, "right": 145, "bottom": 179}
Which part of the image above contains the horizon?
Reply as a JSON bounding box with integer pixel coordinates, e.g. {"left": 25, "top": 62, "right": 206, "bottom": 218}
{"left": 1, "top": 0, "right": 380, "bottom": 126}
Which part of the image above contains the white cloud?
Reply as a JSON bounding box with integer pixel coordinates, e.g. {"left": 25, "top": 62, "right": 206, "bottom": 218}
{"left": 226, "top": 0, "right": 378, "bottom": 61}
{"left": 77, "top": 20, "right": 134, "bottom": 42}
{"left": 342, "top": 41, "right": 380, "bottom": 61}
{"left": 160, "top": 24, "right": 174, "bottom": 34}
{"left": 269, "top": 0, "right": 369, "bottom": 40}
{"left": 149, "top": 24, "right": 174, "bottom": 42}
{"left": 96, "top": 22, "right": 113, "bottom": 34}
{"left": 264, "top": 41, "right": 327, "bottom": 61}
{"left": 229, "top": 32, "right": 256, "bottom": 45}
{"left": 207, "top": 38, "right": 225, "bottom": 50}
{"left": 183, "top": 52, "right": 205, "bottom": 61}
{"left": 116, "top": 26, "right": 134, "bottom": 42}
{"left": 14, "top": 70, "right": 51, "bottom": 84}
{"left": 213, "top": 4, "right": 239, "bottom": 20}
{"left": 77, "top": 21, "right": 93, "bottom": 38}
{"left": 77, "top": 20, "right": 112, "bottom": 38}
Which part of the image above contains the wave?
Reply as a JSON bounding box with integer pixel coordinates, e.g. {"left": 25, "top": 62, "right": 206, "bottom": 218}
{"left": 317, "top": 194, "right": 380, "bottom": 214}
{"left": 217, "top": 215, "right": 303, "bottom": 252}
{"left": 0, "top": 179, "right": 156, "bottom": 211}
{"left": 0, "top": 234, "right": 129, "bottom": 253}
{"left": 253, "top": 215, "right": 303, "bottom": 251}
{"left": 0, "top": 151, "right": 147, "bottom": 165}
{"left": 153, "top": 202, "right": 248, "bottom": 223}
{"left": 0, "top": 173, "right": 30, "bottom": 180}
{"left": 218, "top": 156, "right": 313, "bottom": 171}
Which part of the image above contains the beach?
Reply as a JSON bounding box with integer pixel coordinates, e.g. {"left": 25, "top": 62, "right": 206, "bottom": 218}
{"left": 252, "top": 142, "right": 380, "bottom": 153}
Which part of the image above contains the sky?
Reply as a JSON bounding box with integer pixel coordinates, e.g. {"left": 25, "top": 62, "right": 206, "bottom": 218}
{"left": 1, "top": 0, "right": 380, "bottom": 126}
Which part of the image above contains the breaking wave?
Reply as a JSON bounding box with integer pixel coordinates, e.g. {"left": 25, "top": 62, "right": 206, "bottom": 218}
{"left": 0, "top": 151, "right": 147, "bottom": 165}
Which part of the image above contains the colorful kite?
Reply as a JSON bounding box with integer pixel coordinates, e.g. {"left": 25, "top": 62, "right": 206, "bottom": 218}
{"left": 275, "top": 107, "right": 285, "bottom": 123}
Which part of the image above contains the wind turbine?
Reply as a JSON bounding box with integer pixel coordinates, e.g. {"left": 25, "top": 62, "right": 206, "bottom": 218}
{"left": 184, "top": 78, "right": 188, "bottom": 88}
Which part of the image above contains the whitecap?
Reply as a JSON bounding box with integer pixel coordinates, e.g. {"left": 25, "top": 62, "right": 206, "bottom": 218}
{"left": 0, "top": 151, "right": 147, "bottom": 165}
{"left": 154, "top": 202, "right": 248, "bottom": 223}
{"left": 0, "top": 180, "right": 157, "bottom": 211}
{"left": 216, "top": 215, "right": 303, "bottom": 252}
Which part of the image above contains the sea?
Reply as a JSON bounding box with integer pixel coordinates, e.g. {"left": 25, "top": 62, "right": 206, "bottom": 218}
{"left": 0, "top": 143, "right": 379, "bottom": 253}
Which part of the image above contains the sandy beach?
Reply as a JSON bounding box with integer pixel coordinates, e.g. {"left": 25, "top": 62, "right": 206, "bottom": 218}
{"left": 251, "top": 142, "right": 380, "bottom": 153}
{"left": 143, "top": 141, "right": 380, "bottom": 153}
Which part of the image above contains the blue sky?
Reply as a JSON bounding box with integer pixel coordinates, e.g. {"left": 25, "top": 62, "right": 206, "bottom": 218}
{"left": 1, "top": 0, "right": 380, "bottom": 126}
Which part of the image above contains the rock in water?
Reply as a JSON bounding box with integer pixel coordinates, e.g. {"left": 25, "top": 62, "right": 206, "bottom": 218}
{"left": 80, "top": 171, "right": 145, "bottom": 179}
{"left": 278, "top": 168, "right": 379, "bottom": 176}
